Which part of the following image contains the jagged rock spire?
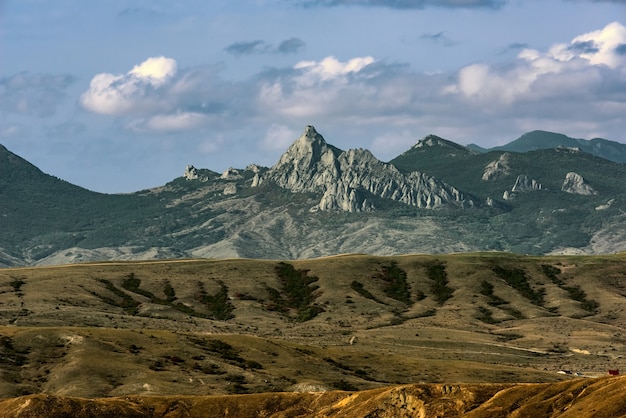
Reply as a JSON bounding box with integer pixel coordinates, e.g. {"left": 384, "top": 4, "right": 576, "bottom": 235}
{"left": 262, "top": 125, "right": 475, "bottom": 212}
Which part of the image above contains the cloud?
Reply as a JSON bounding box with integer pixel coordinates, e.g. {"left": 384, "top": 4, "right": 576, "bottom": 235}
{"left": 80, "top": 57, "right": 238, "bottom": 134}
{"left": 446, "top": 21, "right": 626, "bottom": 105}
{"left": 117, "top": 7, "right": 163, "bottom": 18}
{"left": 289, "top": 0, "right": 505, "bottom": 9}
{"left": 616, "top": 43, "right": 626, "bottom": 55}
{"left": 293, "top": 55, "right": 376, "bottom": 83}
{"left": 129, "top": 56, "right": 178, "bottom": 84}
{"left": 277, "top": 38, "right": 306, "bottom": 54}
{"left": 257, "top": 56, "right": 438, "bottom": 123}
{"left": 420, "top": 31, "right": 458, "bottom": 46}
{"left": 0, "top": 124, "right": 27, "bottom": 139}
{"left": 79, "top": 22, "right": 626, "bottom": 156}
{"left": 130, "top": 112, "right": 212, "bottom": 133}
{"left": 225, "top": 38, "right": 306, "bottom": 56}
{"left": 0, "top": 72, "right": 74, "bottom": 117}
{"left": 262, "top": 124, "right": 300, "bottom": 151}
{"left": 80, "top": 56, "right": 178, "bottom": 116}
{"left": 225, "top": 40, "right": 270, "bottom": 56}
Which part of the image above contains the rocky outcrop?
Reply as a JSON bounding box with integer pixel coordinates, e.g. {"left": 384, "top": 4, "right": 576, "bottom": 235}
{"left": 223, "top": 184, "right": 237, "bottom": 195}
{"left": 317, "top": 183, "right": 373, "bottom": 212}
{"left": 562, "top": 172, "right": 597, "bottom": 195}
{"left": 511, "top": 175, "right": 542, "bottom": 192}
{"left": 595, "top": 199, "right": 614, "bottom": 211}
{"left": 482, "top": 153, "right": 511, "bottom": 181}
{"left": 262, "top": 126, "right": 474, "bottom": 212}
{"left": 502, "top": 174, "right": 542, "bottom": 200}
{"left": 221, "top": 168, "right": 242, "bottom": 180}
{"left": 183, "top": 165, "right": 198, "bottom": 180}
{"left": 412, "top": 135, "right": 474, "bottom": 155}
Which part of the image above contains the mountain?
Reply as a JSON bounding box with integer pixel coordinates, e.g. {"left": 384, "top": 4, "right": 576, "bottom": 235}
{"left": 468, "top": 130, "right": 626, "bottom": 163}
{"left": 2, "top": 125, "right": 626, "bottom": 266}
{"left": 262, "top": 126, "right": 474, "bottom": 212}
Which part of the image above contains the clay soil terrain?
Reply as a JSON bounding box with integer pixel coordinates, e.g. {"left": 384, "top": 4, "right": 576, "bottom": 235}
{"left": 1, "top": 253, "right": 626, "bottom": 416}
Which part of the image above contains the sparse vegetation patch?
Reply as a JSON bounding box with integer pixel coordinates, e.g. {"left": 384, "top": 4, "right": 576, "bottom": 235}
{"left": 476, "top": 306, "right": 499, "bottom": 324}
{"left": 9, "top": 278, "right": 25, "bottom": 292}
{"left": 491, "top": 266, "right": 545, "bottom": 306}
{"left": 265, "top": 262, "right": 324, "bottom": 322}
{"left": 373, "top": 262, "right": 412, "bottom": 305}
{"left": 479, "top": 280, "right": 509, "bottom": 306}
{"left": 541, "top": 264, "right": 598, "bottom": 314}
{"left": 427, "top": 262, "right": 454, "bottom": 305}
{"left": 121, "top": 273, "right": 156, "bottom": 299}
{"left": 95, "top": 279, "right": 141, "bottom": 315}
{"left": 350, "top": 281, "right": 384, "bottom": 304}
{"left": 195, "top": 281, "right": 235, "bottom": 320}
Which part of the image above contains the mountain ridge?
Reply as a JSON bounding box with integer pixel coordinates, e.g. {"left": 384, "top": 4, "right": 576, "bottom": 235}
{"left": 468, "top": 130, "right": 626, "bottom": 163}
{"left": 2, "top": 125, "right": 626, "bottom": 266}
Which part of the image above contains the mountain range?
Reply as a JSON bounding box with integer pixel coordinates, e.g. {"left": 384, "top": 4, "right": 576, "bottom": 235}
{"left": 2, "top": 126, "right": 626, "bottom": 266}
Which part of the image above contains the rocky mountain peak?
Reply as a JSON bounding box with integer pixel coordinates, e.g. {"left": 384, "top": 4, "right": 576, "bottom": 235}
{"left": 262, "top": 126, "right": 475, "bottom": 212}
{"left": 412, "top": 135, "right": 471, "bottom": 153}
{"left": 413, "top": 135, "right": 447, "bottom": 148}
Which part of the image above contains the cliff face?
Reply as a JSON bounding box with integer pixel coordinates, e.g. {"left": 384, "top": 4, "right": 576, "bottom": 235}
{"left": 262, "top": 126, "right": 474, "bottom": 212}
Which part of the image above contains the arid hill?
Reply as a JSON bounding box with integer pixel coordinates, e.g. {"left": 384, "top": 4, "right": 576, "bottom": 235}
{"left": 1, "top": 253, "right": 626, "bottom": 405}
{"left": 2, "top": 376, "right": 626, "bottom": 417}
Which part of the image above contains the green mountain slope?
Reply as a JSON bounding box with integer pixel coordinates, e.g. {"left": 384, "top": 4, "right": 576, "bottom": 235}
{"left": 2, "top": 126, "right": 626, "bottom": 266}
{"left": 468, "top": 130, "right": 626, "bottom": 163}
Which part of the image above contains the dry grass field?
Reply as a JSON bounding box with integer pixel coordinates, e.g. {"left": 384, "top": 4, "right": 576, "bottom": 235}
{"left": 1, "top": 253, "right": 626, "bottom": 416}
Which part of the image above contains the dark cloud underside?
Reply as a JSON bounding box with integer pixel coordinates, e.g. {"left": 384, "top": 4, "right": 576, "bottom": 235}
{"left": 226, "top": 38, "right": 306, "bottom": 56}
{"left": 615, "top": 43, "right": 626, "bottom": 55}
{"left": 569, "top": 40, "right": 599, "bottom": 54}
{"left": 278, "top": 38, "right": 306, "bottom": 54}
{"left": 225, "top": 40, "right": 269, "bottom": 56}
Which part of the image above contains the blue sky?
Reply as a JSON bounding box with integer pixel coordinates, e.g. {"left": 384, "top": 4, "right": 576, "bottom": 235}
{"left": 1, "top": 0, "right": 626, "bottom": 193}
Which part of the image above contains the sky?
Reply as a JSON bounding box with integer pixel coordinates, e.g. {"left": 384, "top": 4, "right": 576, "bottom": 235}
{"left": 1, "top": 0, "right": 626, "bottom": 193}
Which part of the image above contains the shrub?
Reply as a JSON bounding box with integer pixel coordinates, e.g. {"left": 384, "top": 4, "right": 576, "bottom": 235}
{"left": 265, "top": 263, "right": 324, "bottom": 322}
{"left": 196, "top": 281, "right": 235, "bottom": 320}
{"left": 428, "top": 263, "right": 454, "bottom": 305}
{"left": 491, "top": 266, "right": 544, "bottom": 306}
{"left": 350, "top": 281, "right": 384, "bottom": 304}
{"left": 374, "top": 262, "right": 412, "bottom": 304}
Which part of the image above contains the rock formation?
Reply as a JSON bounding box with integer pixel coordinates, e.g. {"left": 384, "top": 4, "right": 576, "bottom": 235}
{"left": 482, "top": 153, "right": 511, "bottom": 181}
{"left": 220, "top": 168, "right": 242, "bottom": 180}
{"left": 262, "top": 126, "right": 475, "bottom": 212}
{"left": 511, "top": 175, "right": 542, "bottom": 192}
{"left": 183, "top": 165, "right": 198, "bottom": 180}
{"left": 562, "top": 172, "right": 597, "bottom": 195}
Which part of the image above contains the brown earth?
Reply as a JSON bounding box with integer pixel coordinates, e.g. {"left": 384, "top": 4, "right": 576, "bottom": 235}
{"left": 1, "top": 376, "right": 626, "bottom": 417}
{"left": 0, "top": 253, "right": 626, "bottom": 415}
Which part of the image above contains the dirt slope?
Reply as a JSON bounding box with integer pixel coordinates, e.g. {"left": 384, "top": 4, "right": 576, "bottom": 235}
{"left": 1, "top": 377, "right": 626, "bottom": 418}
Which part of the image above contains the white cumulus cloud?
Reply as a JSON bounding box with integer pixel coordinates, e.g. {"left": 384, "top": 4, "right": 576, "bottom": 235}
{"left": 448, "top": 21, "right": 626, "bottom": 105}
{"left": 129, "top": 56, "right": 178, "bottom": 85}
{"left": 80, "top": 56, "right": 178, "bottom": 116}
{"left": 293, "top": 55, "right": 375, "bottom": 84}
{"left": 259, "top": 55, "right": 382, "bottom": 118}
